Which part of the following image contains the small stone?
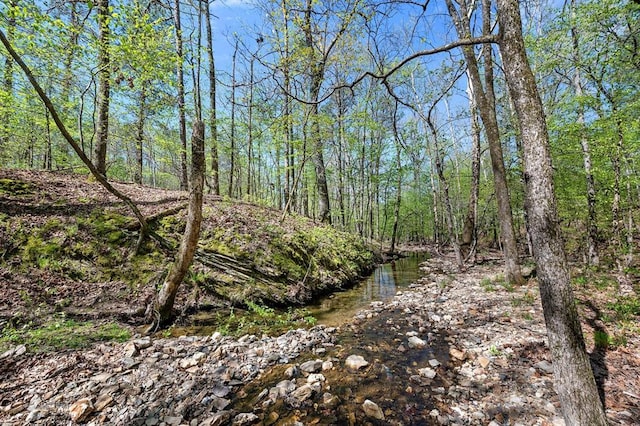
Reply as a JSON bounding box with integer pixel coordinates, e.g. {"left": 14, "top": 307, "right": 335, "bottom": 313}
{"left": 124, "top": 341, "right": 139, "bottom": 358}
{"left": 478, "top": 356, "right": 491, "bottom": 369}
{"left": 134, "top": 337, "right": 152, "bottom": 349}
{"left": 300, "top": 360, "right": 323, "bottom": 373}
{"left": 449, "top": 348, "right": 466, "bottom": 360}
{"left": 145, "top": 417, "right": 160, "bottom": 426}
{"left": 232, "top": 413, "right": 260, "bottom": 426}
{"left": 307, "top": 373, "right": 326, "bottom": 383}
{"left": 15, "top": 344, "right": 27, "bottom": 356}
{"left": 408, "top": 336, "right": 427, "bottom": 348}
{"left": 94, "top": 394, "right": 113, "bottom": 411}
{"left": 322, "top": 392, "right": 340, "bottom": 408}
{"left": 345, "top": 354, "right": 369, "bottom": 370}
{"left": 418, "top": 367, "right": 437, "bottom": 379}
{"left": 69, "top": 398, "right": 94, "bottom": 423}
{"left": 289, "top": 384, "right": 315, "bottom": 403}
{"left": 201, "top": 410, "right": 233, "bottom": 426}
{"left": 284, "top": 365, "right": 299, "bottom": 378}
{"left": 428, "top": 359, "right": 440, "bottom": 367}
{"left": 163, "top": 415, "right": 183, "bottom": 425}
{"left": 362, "top": 399, "right": 385, "bottom": 420}
{"left": 322, "top": 360, "right": 333, "bottom": 371}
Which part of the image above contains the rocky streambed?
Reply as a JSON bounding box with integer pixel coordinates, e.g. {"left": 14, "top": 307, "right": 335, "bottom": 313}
{"left": 2, "top": 254, "right": 639, "bottom": 425}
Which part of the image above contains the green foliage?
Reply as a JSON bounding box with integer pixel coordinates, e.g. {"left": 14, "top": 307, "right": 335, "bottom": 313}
{"left": 210, "top": 305, "right": 317, "bottom": 338}
{"left": 0, "top": 315, "right": 130, "bottom": 352}
{"left": 605, "top": 297, "right": 640, "bottom": 322}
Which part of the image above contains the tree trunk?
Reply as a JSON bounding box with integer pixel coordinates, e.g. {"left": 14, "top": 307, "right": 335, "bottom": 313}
{"left": 204, "top": 0, "right": 220, "bottom": 195}
{"left": 174, "top": 0, "right": 188, "bottom": 190}
{"left": 446, "top": 0, "right": 523, "bottom": 284}
{"left": 0, "top": 0, "right": 17, "bottom": 159}
{"left": 229, "top": 40, "right": 238, "bottom": 198}
{"left": 569, "top": 1, "right": 599, "bottom": 266}
{"left": 94, "top": 0, "right": 110, "bottom": 176}
{"left": 496, "top": 1, "right": 607, "bottom": 424}
{"left": 462, "top": 71, "right": 481, "bottom": 259}
{"left": 153, "top": 120, "right": 205, "bottom": 326}
{"left": 390, "top": 104, "right": 403, "bottom": 254}
{"left": 134, "top": 85, "right": 147, "bottom": 184}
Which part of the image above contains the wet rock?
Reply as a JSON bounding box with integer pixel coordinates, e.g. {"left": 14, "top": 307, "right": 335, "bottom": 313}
{"left": 345, "top": 354, "right": 369, "bottom": 370}
{"left": 419, "top": 367, "right": 437, "bottom": 378}
{"left": 288, "top": 384, "right": 315, "bottom": 406}
{"left": 300, "top": 359, "right": 322, "bottom": 373}
{"left": 362, "top": 399, "right": 385, "bottom": 420}
{"left": 408, "top": 336, "right": 426, "bottom": 348}
{"left": 231, "top": 413, "right": 260, "bottom": 426}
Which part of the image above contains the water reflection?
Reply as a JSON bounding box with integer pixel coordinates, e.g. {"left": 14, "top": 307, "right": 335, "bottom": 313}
{"left": 309, "top": 252, "right": 428, "bottom": 326}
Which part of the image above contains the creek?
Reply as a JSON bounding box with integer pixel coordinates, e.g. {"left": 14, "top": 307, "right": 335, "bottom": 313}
{"left": 307, "top": 251, "right": 429, "bottom": 326}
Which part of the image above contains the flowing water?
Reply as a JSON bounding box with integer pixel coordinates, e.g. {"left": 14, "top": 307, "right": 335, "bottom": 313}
{"left": 307, "top": 252, "right": 429, "bottom": 326}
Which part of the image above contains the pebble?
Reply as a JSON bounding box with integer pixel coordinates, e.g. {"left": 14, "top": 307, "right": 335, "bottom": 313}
{"left": 362, "top": 399, "right": 385, "bottom": 420}
{"left": 345, "top": 354, "right": 369, "bottom": 370}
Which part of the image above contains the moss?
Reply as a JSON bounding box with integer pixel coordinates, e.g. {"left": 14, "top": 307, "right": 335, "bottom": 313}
{"left": 0, "top": 178, "right": 32, "bottom": 195}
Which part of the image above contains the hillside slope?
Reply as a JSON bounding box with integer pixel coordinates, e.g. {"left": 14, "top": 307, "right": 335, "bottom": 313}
{"left": 0, "top": 169, "right": 376, "bottom": 333}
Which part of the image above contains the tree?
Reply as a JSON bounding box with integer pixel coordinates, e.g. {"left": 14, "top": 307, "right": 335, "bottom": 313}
{"left": 94, "top": 0, "right": 110, "bottom": 176}
{"left": 152, "top": 120, "right": 205, "bottom": 326}
{"left": 204, "top": 0, "right": 220, "bottom": 195}
{"left": 174, "top": 0, "right": 188, "bottom": 190}
{"left": 496, "top": 0, "right": 607, "bottom": 423}
{"left": 446, "top": 0, "right": 524, "bottom": 284}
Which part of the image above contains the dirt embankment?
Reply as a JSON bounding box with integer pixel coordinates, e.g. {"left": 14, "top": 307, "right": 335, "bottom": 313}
{"left": 0, "top": 169, "right": 376, "bottom": 338}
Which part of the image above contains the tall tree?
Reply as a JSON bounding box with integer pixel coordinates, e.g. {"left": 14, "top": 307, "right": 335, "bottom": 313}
{"left": 446, "top": 0, "right": 524, "bottom": 284}
{"left": 94, "top": 0, "right": 110, "bottom": 175}
{"left": 496, "top": 0, "right": 607, "bottom": 423}
{"left": 204, "top": 0, "right": 220, "bottom": 195}
{"left": 174, "top": 0, "right": 188, "bottom": 190}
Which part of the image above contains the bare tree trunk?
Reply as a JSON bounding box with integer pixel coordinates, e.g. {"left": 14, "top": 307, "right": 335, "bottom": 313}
{"left": 229, "top": 40, "right": 238, "bottom": 198}
{"left": 446, "top": 0, "right": 523, "bottom": 284}
{"left": 462, "top": 72, "right": 481, "bottom": 259}
{"left": 0, "top": 0, "right": 17, "bottom": 160}
{"left": 94, "top": 0, "right": 110, "bottom": 176}
{"left": 497, "top": 1, "right": 607, "bottom": 423}
{"left": 569, "top": 2, "right": 599, "bottom": 265}
{"left": 174, "top": 0, "right": 188, "bottom": 190}
{"left": 427, "top": 115, "right": 463, "bottom": 268}
{"left": 134, "top": 85, "right": 147, "bottom": 184}
{"left": 204, "top": 0, "right": 219, "bottom": 195}
{"left": 390, "top": 103, "right": 403, "bottom": 254}
{"left": 152, "top": 120, "right": 205, "bottom": 327}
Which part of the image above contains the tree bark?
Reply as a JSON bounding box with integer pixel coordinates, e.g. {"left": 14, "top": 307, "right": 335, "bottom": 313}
{"left": 204, "top": 0, "right": 220, "bottom": 195}
{"left": 229, "top": 40, "right": 238, "bottom": 198}
{"left": 153, "top": 120, "right": 205, "bottom": 326}
{"left": 496, "top": 1, "right": 607, "bottom": 424}
{"left": 94, "top": 0, "right": 110, "bottom": 176}
{"left": 0, "top": 0, "right": 17, "bottom": 159}
{"left": 462, "top": 71, "right": 481, "bottom": 259}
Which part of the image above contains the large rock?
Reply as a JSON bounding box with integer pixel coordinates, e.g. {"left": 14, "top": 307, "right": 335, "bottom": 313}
{"left": 362, "top": 399, "right": 385, "bottom": 420}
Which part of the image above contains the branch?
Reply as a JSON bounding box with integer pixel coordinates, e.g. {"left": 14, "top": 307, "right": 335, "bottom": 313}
{"left": 280, "top": 34, "right": 499, "bottom": 105}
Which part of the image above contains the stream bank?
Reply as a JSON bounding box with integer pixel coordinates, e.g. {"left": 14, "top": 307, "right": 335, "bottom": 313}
{"left": 2, "top": 249, "right": 638, "bottom": 425}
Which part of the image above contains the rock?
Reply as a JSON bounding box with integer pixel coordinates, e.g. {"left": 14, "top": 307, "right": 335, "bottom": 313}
{"left": 124, "top": 341, "right": 139, "bottom": 358}
{"left": 408, "top": 336, "right": 427, "bottom": 348}
{"left": 322, "top": 392, "right": 340, "bottom": 408}
{"left": 477, "top": 356, "right": 491, "bottom": 369}
{"left": 362, "top": 399, "right": 385, "bottom": 420}
{"left": 284, "top": 365, "right": 299, "bottom": 378}
{"left": 134, "top": 337, "right": 152, "bottom": 349}
{"left": 300, "top": 359, "right": 323, "bottom": 373}
{"left": 69, "top": 397, "right": 94, "bottom": 423}
{"left": 201, "top": 410, "right": 234, "bottom": 426}
{"left": 94, "top": 394, "right": 113, "bottom": 411}
{"left": 428, "top": 358, "right": 440, "bottom": 367}
{"left": 449, "top": 347, "right": 466, "bottom": 360}
{"left": 345, "top": 354, "right": 369, "bottom": 370}
{"left": 233, "top": 412, "right": 260, "bottom": 425}
{"left": 307, "top": 373, "right": 325, "bottom": 383}
{"left": 418, "top": 367, "right": 437, "bottom": 379}
{"left": 289, "top": 384, "right": 315, "bottom": 404}
{"left": 322, "top": 360, "right": 333, "bottom": 371}
{"left": 163, "top": 415, "right": 183, "bottom": 425}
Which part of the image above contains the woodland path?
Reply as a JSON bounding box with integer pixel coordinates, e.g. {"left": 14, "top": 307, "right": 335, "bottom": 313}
{"left": 1, "top": 252, "right": 639, "bottom": 425}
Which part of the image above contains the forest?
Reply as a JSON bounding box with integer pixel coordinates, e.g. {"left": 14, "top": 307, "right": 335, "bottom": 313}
{"left": 1, "top": 0, "right": 639, "bottom": 425}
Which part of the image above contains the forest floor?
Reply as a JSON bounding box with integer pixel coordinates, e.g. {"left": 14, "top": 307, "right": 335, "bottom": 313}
{"left": 1, "top": 248, "right": 639, "bottom": 425}
{"left": 0, "top": 170, "right": 639, "bottom": 425}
